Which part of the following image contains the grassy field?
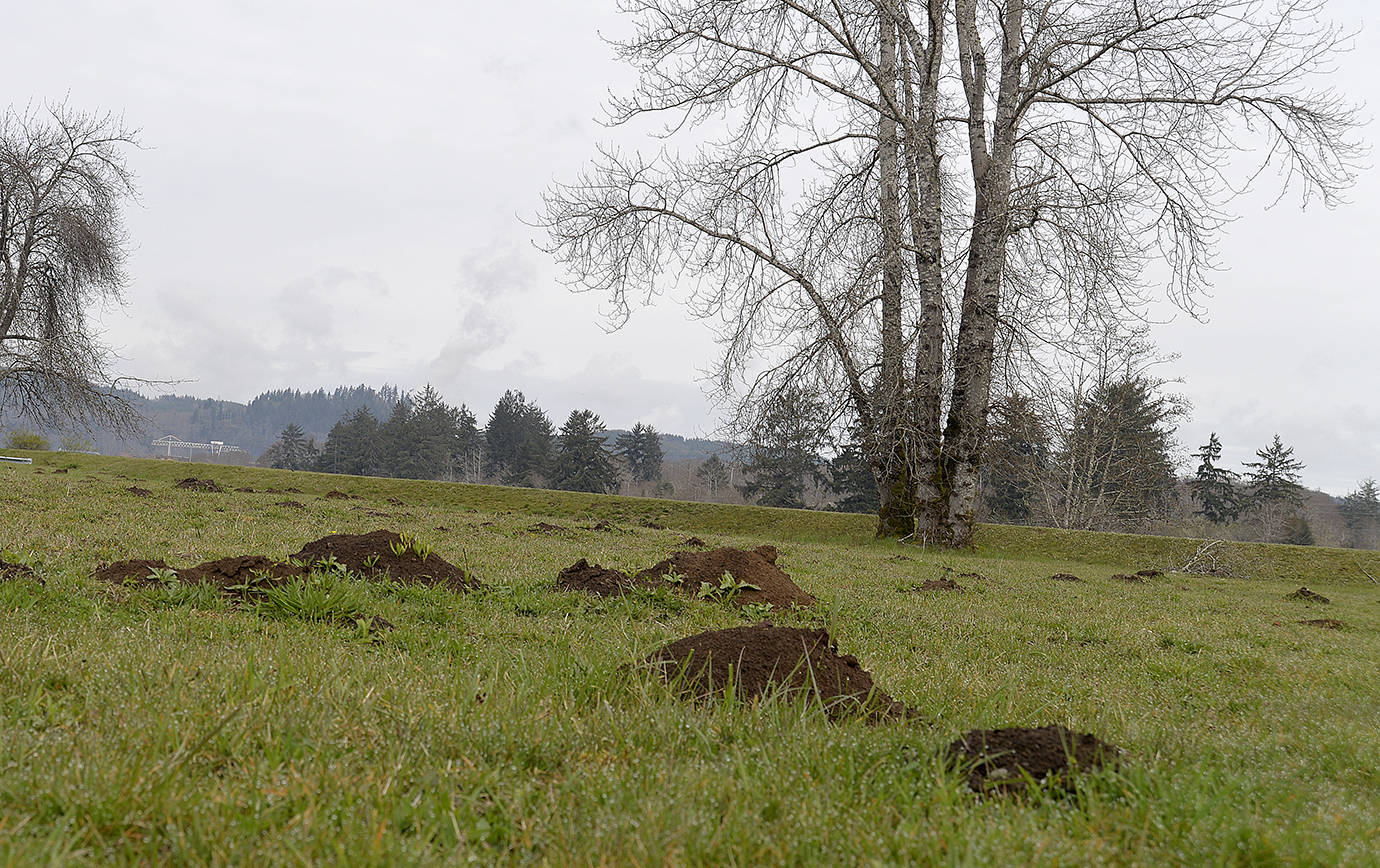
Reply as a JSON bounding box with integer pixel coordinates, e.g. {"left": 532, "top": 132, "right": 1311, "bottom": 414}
{"left": 2, "top": 451, "right": 1378, "bottom": 865}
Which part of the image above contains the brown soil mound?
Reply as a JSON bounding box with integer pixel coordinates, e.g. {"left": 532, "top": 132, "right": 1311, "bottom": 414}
{"left": 634, "top": 546, "right": 814, "bottom": 609}
{"left": 289, "top": 530, "right": 478, "bottom": 591}
{"left": 323, "top": 490, "right": 354, "bottom": 500}
{"left": 1136, "top": 569, "right": 1164, "bottom": 578}
{"left": 1299, "top": 618, "right": 1343, "bottom": 629}
{"left": 556, "top": 559, "right": 647, "bottom": 597}
{"left": 176, "top": 555, "right": 310, "bottom": 590}
{"left": 526, "top": 522, "right": 569, "bottom": 535}
{"left": 387, "top": 497, "right": 406, "bottom": 506}
{"left": 1050, "top": 573, "right": 1083, "bottom": 582}
{"left": 586, "top": 519, "right": 619, "bottom": 532}
{"left": 641, "top": 519, "right": 667, "bottom": 530}
{"left": 275, "top": 500, "right": 306, "bottom": 510}
{"left": 683, "top": 536, "right": 708, "bottom": 547}
{"left": 1111, "top": 573, "right": 1143, "bottom": 583}
{"left": 93, "top": 558, "right": 172, "bottom": 585}
{"left": 945, "top": 725, "right": 1121, "bottom": 793}
{"left": 0, "top": 560, "right": 39, "bottom": 583}
{"left": 127, "top": 486, "right": 152, "bottom": 497}
{"left": 1287, "top": 587, "right": 1330, "bottom": 603}
{"left": 921, "top": 577, "right": 965, "bottom": 592}
{"left": 645, "top": 624, "right": 908, "bottom": 720}
{"left": 174, "top": 478, "right": 222, "bottom": 492}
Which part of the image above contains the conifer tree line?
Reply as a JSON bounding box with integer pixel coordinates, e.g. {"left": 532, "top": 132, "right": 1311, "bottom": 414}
{"left": 260, "top": 385, "right": 666, "bottom": 496}
{"left": 253, "top": 381, "right": 1379, "bottom": 548}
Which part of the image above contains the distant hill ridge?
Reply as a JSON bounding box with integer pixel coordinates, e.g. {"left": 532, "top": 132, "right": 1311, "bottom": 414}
{"left": 2, "top": 385, "right": 734, "bottom": 462}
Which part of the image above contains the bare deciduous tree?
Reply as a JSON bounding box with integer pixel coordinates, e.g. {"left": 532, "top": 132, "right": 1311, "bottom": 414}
{"left": 1, "top": 104, "right": 143, "bottom": 435}
{"left": 541, "top": 0, "right": 1359, "bottom": 546}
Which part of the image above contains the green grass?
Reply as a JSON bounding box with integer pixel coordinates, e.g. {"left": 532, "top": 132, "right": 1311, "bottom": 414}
{"left": 2, "top": 452, "right": 1379, "bottom": 865}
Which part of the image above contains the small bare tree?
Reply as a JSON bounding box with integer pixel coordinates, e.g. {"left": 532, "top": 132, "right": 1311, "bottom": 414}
{"left": 1, "top": 104, "right": 142, "bottom": 435}
{"left": 541, "top": 0, "right": 1359, "bottom": 546}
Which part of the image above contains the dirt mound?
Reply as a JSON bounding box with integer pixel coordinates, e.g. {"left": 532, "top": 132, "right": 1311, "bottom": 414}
{"left": 274, "top": 500, "right": 306, "bottom": 510}
{"left": 1136, "top": 569, "right": 1164, "bottom": 578}
{"left": 289, "top": 530, "right": 478, "bottom": 591}
{"left": 945, "top": 725, "right": 1121, "bottom": 793}
{"left": 174, "top": 478, "right": 222, "bottom": 492}
{"left": 1299, "top": 618, "right": 1343, "bottom": 629}
{"left": 556, "top": 559, "right": 646, "bottom": 597}
{"left": 1287, "top": 587, "right": 1330, "bottom": 603}
{"left": 0, "top": 560, "right": 39, "bottom": 584}
{"left": 93, "top": 558, "right": 172, "bottom": 585}
{"left": 644, "top": 624, "right": 908, "bottom": 720}
{"left": 920, "top": 577, "right": 965, "bottom": 592}
{"left": 1050, "top": 573, "right": 1083, "bottom": 582}
{"left": 526, "top": 522, "right": 569, "bottom": 535}
{"left": 1110, "top": 573, "right": 1144, "bottom": 583}
{"left": 683, "top": 536, "right": 708, "bottom": 547}
{"left": 323, "top": 490, "right": 355, "bottom": 500}
{"left": 127, "top": 486, "right": 152, "bottom": 497}
{"left": 634, "top": 545, "right": 813, "bottom": 609}
{"left": 176, "top": 556, "right": 310, "bottom": 590}
{"left": 586, "top": 519, "right": 619, "bottom": 532}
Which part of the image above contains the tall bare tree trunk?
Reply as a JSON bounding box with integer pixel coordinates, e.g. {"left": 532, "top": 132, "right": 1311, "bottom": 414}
{"left": 874, "top": 7, "right": 916, "bottom": 537}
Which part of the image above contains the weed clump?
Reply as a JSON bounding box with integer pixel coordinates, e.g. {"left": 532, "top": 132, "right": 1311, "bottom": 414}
{"left": 634, "top": 545, "right": 815, "bottom": 609}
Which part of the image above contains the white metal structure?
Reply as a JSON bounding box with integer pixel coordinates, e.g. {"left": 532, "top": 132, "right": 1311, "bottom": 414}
{"left": 151, "top": 435, "right": 247, "bottom": 458}
{"left": 0, "top": 455, "right": 33, "bottom": 464}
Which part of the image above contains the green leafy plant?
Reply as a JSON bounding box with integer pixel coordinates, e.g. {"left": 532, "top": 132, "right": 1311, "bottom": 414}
{"left": 145, "top": 566, "right": 180, "bottom": 586}
{"left": 361, "top": 554, "right": 381, "bottom": 572}
{"left": 225, "top": 568, "right": 278, "bottom": 597}
{"left": 740, "top": 601, "right": 775, "bottom": 621}
{"left": 659, "top": 569, "right": 685, "bottom": 586}
{"left": 256, "top": 573, "right": 368, "bottom": 625}
{"left": 696, "top": 572, "right": 761, "bottom": 601}
{"left": 394, "top": 532, "right": 432, "bottom": 562}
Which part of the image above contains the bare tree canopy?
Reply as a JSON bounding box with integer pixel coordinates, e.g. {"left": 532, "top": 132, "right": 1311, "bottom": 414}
{"left": 0, "top": 103, "right": 143, "bottom": 435}
{"left": 540, "top": 0, "right": 1360, "bottom": 546}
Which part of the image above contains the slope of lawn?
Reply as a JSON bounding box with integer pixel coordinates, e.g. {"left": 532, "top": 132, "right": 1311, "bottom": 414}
{"left": 1, "top": 451, "right": 1378, "bottom": 865}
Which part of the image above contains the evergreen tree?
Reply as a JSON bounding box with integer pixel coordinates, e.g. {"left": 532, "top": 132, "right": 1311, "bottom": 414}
{"left": 737, "top": 388, "right": 826, "bottom": 509}
{"left": 827, "top": 439, "right": 879, "bottom": 515}
{"left": 1189, "top": 432, "right": 1242, "bottom": 524}
{"left": 981, "top": 394, "right": 1048, "bottom": 525}
{"left": 315, "top": 407, "right": 383, "bottom": 476}
{"left": 695, "top": 454, "right": 731, "bottom": 501}
{"left": 615, "top": 422, "right": 664, "bottom": 483}
{"left": 483, "top": 391, "right": 553, "bottom": 486}
{"left": 261, "top": 423, "right": 315, "bottom": 470}
{"left": 378, "top": 398, "right": 416, "bottom": 477}
{"left": 1242, "top": 434, "right": 1306, "bottom": 542}
{"left": 551, "top": 409, "right": 620, "bottom": 493}
{"left": 1338, "top": 478, "right": 1380, "bottom": 549}
{"left": 1281, "top": 514, "right": 1315, "bottom": 546}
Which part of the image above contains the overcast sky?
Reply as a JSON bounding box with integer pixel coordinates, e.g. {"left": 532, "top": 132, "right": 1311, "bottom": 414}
{"left": 3, "top": 1, "right": 1377, "bottom": 493}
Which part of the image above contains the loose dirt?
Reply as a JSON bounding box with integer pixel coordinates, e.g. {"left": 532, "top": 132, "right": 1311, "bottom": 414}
{"left": 274, "top": 500, "right": 306, "bottom": 510}
{"left": 174, "top": 478, "right": 223, "bottom": 493}
{"left": 127, "top": 486, "right": 152, "bottom": 497}
{"left": 945, "top": 725, "right": 1121, "bottom": 793}
{"left": 323, "top": 490, "right": 356, "bottom": 500}
{"left": 634, "top": 545, "right": 815, "bottom": 609}
{"left": 0, "top": 560, "right": 38, "bottom": 584}
{"left": 92, "top": 558, "right": 173, "bottom": 585}
{"left": 1050, "top": 573, "right": 1083, "bottom": 582}
{"left": 1287, "top": 587, "right": 1330, "bottom": 603}
{"left": 290, "top": 530, "right": 479, "bottom": 591}
{"left": 644, "top": 624, "right": 909, "bottom": 720}
{"left": 920, "top": 577, "right": 965, "bottom": 592}
{"left": 526, "top": 522, "right": 569, "bottom": 535}
{"left": 1299, "top": 618, "right": 1343, "bottom": 629}
{"left": 1136, "top": 569, "right": 1164, "bottom": 578}
{"left": 682, "top": 536, "right": 708, "bottom": 548}
{"left": 556, "top": 559, "right": 648, "bottom": 597}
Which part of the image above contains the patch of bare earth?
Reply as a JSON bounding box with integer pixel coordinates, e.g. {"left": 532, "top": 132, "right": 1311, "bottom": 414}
{"left": 174, "top": 478, "right": 222, "bottom": 493}
{"left": 1287, "top": 587, "right": 1330, "bottom": 603}
{"left": 633, "top": 545, "right": 815, "bottom": 609}
{"left": 644, "top": 624, "right": 910, "bottom": 721}
{"left": 290, "top": 530, "right": 479, "bottom": 591}
{"left": 1299, "top": 618, "right": 1343, "bottom": 630}
{"left": 1050, "top": 573, "right": 1083, "bottom": 582}
{"left": 0, "top": 561, "right": 39, "bottom": 584}
{"left": 945, "top": 725, "right": 1121, "bottom": 794}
